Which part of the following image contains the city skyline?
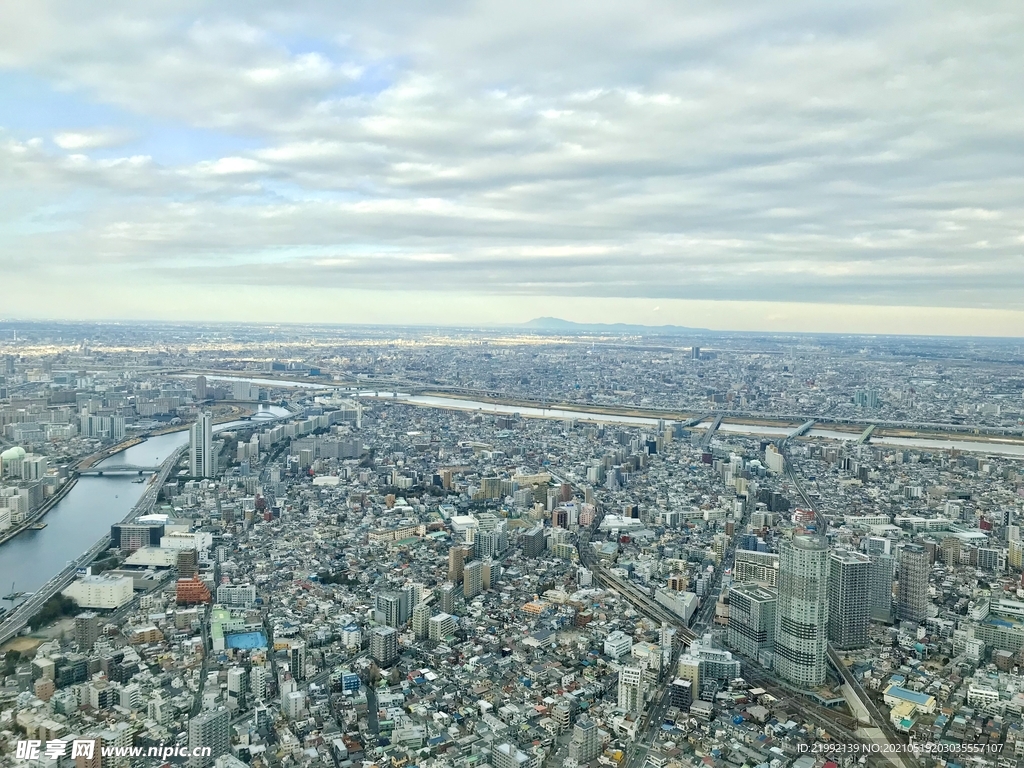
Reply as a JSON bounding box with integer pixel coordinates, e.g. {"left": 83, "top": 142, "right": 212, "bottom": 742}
{"left": 3, "top": 3, "right": 1024, "bottom": 335}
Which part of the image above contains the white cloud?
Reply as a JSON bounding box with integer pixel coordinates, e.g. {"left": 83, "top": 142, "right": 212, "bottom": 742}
{"left": 0, "top": 1, "right": 1022, "bottom": 329}
{"left": 53, "top": 130, "right": 134, "bottom": 150}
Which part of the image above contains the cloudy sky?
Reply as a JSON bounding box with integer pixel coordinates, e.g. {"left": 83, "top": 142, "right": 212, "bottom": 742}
{"left": 2, "top": 1, "right": 1023, "bottom": 334}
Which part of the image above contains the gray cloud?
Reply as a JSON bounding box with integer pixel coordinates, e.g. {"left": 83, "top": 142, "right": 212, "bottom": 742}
{"left": 1, "top": 1, "right": 1023, "bottom": 321}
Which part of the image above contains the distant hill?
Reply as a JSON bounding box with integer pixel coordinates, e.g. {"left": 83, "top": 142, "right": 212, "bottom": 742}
{"left": 523, "top": 317, "right": 708, "bottom": 335}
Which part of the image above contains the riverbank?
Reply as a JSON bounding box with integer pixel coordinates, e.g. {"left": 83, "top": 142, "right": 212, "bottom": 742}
{"left": 0, "top": 474, "right": 79, "bottom": 547}
{"left": 77, "top": 436, "right": 145, "bottom": 470}
{"left": 413, "top": 390, "right": 1024, "bottom": 446}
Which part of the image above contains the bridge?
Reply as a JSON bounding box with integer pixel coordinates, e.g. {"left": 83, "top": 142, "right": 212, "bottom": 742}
{"left": 79, "top": 464, "right": 159, "bottom": 476}
{"left": 857, "top": 424, "right": 876, "bottom": 444}
{"left": 700, "top": 414, "right": 724, "bottom": 449}
{"left": 789, "top": 419, "right": 816, "bottom": 439}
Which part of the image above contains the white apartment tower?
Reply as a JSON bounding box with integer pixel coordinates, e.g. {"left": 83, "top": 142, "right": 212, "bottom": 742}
{"left": 190, "top": 411, "right": 214, "bottom": 478}
{"left": 774, "top": 534, "right": 829, "bottom": 688}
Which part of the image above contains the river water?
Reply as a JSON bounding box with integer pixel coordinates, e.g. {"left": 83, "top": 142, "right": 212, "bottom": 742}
{"left": 357, "top": 392, "right": 1024, "bottom": 458}
{"left": 0, "top": 406, "right": 289, "bottom": 599}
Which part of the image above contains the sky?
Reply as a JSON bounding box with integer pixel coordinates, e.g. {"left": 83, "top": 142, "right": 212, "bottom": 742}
{"left": 1, "top": 1, "right": 1023, "bottom": 335}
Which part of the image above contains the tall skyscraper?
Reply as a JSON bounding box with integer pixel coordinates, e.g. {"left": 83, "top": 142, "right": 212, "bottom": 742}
{"left": 827, "top": 549, "right": 870, "bottom": 649}
{"left": 190, "top": 411, "right": 214, "bottom": 478}
{"left": 896, "top": 543, "right": 929, "bottom": 623}
{"left": 727, "top": 583, "right": 776, "bottom": 662}
{"left": 188, "top": 708, "right": 230, "bottom": 767}
{"left": 195, "top": 375, "right": 208, "bottom": 400}
{"left": 774, "top": 534, "right": 829, "bottom": 688}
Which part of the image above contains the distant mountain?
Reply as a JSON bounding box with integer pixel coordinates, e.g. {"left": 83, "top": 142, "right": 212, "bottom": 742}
{"left": 523, "top": 317, "right": 708, "bottom": 335}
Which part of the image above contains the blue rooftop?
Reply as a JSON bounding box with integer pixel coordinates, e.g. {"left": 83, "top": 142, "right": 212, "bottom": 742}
{"left": 226, "top": 631, "right": 268, "bottom": 650}
{"left": 886, "top": 685, "right": 932, "bottom": 705}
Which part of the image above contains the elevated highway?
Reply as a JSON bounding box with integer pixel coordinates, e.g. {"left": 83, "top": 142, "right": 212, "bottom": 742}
{"left": 0, "top": 445, "right": 186, "bottom": 646}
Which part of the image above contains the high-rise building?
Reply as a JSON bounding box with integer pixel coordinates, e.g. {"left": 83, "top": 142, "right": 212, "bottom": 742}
{"left": 727, "top": 583, "right": 776, "bottom": 662}
{"left": 567, "top": 717, "right": 600, "bottom": 765}
{"left": 428, "top": 612, "right": 456, "bottom": 642}
{"left": 226, "top": 667, "right": 246, "bottom": 710}
{"left": 195, "top": 375, "right": 208, "bottom": 400}
{"left": 412, "top": 602, "right": 431, "bottom": 640}
{"left": 522, "top": 524, "right": 545, "bottom": 557}
{"left": 75, "top": 612, "right": 102, "bottom": 651}
{"left": 827, "top": 549, "right": 871, "bottom": 650}
{"left": 190, "top": 412, "right": 214, "bottom": 478}
{"left": 896, "top": 544, "right": 929, "bottom": 623}
{"left": 289, "top": 641, "right": 306, "bottom": 681}
{"left": 376, "top": 591, "right": 410, "bottom": 627}
{"left": 370, "top": 626, "right": 399, "bottom": 667}
{"left": 448, "top": 545, "right": 466, "bottom": 584}
{"left": 187, "top": 708, "right": 230, "bottom": 767}
{"left": 476, "top": 527, "right": 509, "bottom": 560}
{"left": 669, "top": 678, "right": 693, "bottom": 708}
{"left": 437, "top": 582, "right": 458, "bottom": 614}
{"left": 617, "top": 665, "right": 646, "bottom": 712}
{"left": 463, "top": 560, "right": 483, "bottom": 599}
{"left": 774, "top": 534, "right": 829, "bottom": 688}
{"left": 249, "top": 665, "right": 268, "bottom": 701}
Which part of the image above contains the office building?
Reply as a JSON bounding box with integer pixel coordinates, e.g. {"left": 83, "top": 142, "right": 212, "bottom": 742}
{"left": 187, "top": 708, "right": 230, "bottom": 767}
{"left": 371, "top": 626, "right": 399, "bottom": 666}
{"left": 727, "top": 583, "right": 776, "bottom": 662}
{"left": 827, "top": 549, "right": 871, "bottom": 649}
{"left": 190, "top": 411, "right": 214, "bottom": 478}
{"left": 774, "top": 534, "right": 829, "bottom": 688}
{"left": 897, "top": 544, "right": 929, "bottom": 623}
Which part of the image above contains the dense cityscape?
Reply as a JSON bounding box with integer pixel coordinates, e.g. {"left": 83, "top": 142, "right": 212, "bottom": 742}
{"left": 0, "top": 322, "right": 1022, "bottom": 768}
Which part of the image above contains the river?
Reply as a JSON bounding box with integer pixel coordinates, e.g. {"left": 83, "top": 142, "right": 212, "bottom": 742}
{"left": 355, "top": 392, "right": 1024, "bottom": 458}
{"left": 0, "top": 406, "right": 289, "bottom": 599}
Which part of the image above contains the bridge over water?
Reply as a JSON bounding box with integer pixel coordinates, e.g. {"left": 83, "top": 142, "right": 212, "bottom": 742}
{"left": 78, "top": 464, "right": 159, "bottom": 476}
